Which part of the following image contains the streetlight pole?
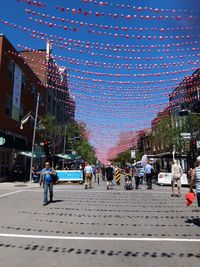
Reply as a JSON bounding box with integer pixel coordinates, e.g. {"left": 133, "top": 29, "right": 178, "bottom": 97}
{"left": 62, "top": 125, "right": 67, "bottom": 169}
{"left": 29, "top": 93, "right": 40, "bottom": 183}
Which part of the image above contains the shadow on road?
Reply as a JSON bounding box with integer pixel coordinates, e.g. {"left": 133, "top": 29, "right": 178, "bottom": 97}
{"left": 51, "top": 200, "right": 63, "bottom": 203}
{"left": 185, "top": 218, "right": 200, "bottom": 227}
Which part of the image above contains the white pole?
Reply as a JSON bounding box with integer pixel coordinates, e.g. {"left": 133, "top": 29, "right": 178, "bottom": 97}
{"left": 62, "top": 125, "right": 67, "bottom": 169}
{"left": 29, "top": 93, "right": 40, "bottom": 183}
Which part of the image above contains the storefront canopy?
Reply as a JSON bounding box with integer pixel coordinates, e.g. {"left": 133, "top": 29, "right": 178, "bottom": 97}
{"left": 55, "top": 153, "right": 81, "bottom": 160}
{"left": 18, "top": 151, "right": 46, "bottom": 158}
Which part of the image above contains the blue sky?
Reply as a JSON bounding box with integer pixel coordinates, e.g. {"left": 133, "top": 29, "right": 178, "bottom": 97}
{"left": 1, "top": 0, "right": 200, "bottom": 162}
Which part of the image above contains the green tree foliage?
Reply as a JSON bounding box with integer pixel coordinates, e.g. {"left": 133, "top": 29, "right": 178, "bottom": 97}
{"left": 113, "top": 150, "right": 132, "bottom": 168}
{"left": 38, "top": 117, "right": 96, "bottom": 163}
{"left": 66, "top": 121, "right": 97, "bottom": 164}
{"left": 38, "top": 114, "right": 65, "bottom": 152}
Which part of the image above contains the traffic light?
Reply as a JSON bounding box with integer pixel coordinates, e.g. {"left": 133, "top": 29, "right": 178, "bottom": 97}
{"left": 43, "top": 141, "right": 52, "bottom": 155}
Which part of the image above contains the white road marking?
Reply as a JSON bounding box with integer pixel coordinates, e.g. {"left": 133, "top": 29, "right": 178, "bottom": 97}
{"left": 0, "top": 190, "right": 25, "bottom": 198}
{"left": 0, "top": 233, "right": 199, "bottom": 242}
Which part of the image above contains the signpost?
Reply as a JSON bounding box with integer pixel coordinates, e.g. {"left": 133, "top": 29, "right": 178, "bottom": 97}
{"left": 181, "top": 133, "right": 191, "bottom": 139}
{"left": 131, "top": 150, "right": 136, "bottom": 159}
{"left": 196, "top": 141, "right": 200, "bottom": 149}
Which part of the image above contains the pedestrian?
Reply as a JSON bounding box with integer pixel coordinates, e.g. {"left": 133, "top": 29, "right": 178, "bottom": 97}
{"left": 145, "top": 160, "right": 154, "bottom": 189}
{"left": 105, "top": 163, "right": 114, "bottom": 190}
{"left": 133, "top": 164, "right": 140, "bottom": 189}
{"left": 101, "top": 165, "right": 106, "bottom": 181}
{"left": 190, "top": 156, "right": 200, "bottom": 207}
{"left": 32, "top": 166, "right": 39, "bottom": 183}
{"left": 92, "top": 165, "right": 97, "bottom": 182}
{"left": 124, "top": 165, "right": 132, "bottom": 177}
{"left": 39, "top": 162, "right": 56, "bottom": 206}
{"left": 84, "top": 162, "right": 93, "bottom": 189}
{"left": 171, "top": 160, "right": 183, "bottom": 197}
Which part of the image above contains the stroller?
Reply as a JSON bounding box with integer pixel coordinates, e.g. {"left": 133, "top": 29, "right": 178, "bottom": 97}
{"left": 124, "top": 175, "right": 133, "bottom": 190}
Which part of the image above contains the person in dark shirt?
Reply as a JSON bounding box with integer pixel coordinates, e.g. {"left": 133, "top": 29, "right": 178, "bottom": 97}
{"left": 101, "top": 165, "right": 106, "bottom": 181}
{"left": 105, "top": 163, "right": 114, "bottom": 190}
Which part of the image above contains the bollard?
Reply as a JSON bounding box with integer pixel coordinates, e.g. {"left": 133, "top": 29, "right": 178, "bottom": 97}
{"left": 115, "top": 169, "right": 121, "bottom": 185}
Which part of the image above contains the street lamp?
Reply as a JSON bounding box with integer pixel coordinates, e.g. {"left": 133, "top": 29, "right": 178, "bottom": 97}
{"left": 20, "top": 93, "right": 40, "bottom": 183}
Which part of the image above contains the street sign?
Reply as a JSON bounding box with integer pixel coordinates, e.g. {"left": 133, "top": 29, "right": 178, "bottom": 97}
{"left": 131, "top": 150, "right": 136, "bottom": 159}
{"left": 181, "top": 133, "right": 191, "bottom": 139}
{"left": 196, "top": 141, "right": 200, "bottom": 149}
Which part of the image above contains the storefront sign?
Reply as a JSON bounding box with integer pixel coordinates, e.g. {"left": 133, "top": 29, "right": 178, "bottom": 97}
{"left": 0, "top": 137, "right": 6, "bottom": 146}
{"left": 56, "top": 170, "right": 83, "bottom": 182}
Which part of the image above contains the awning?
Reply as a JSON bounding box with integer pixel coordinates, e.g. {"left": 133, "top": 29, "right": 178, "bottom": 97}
{"left": 55, "top": 153, "right": 81, "bottom": 160}
{"left": 18, "top": 151, "right": 46, "bottom": 158}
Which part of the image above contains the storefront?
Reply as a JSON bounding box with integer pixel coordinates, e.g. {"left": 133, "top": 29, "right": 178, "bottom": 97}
{"left": 0, "top": 130, "right": 28, "bottom": 181}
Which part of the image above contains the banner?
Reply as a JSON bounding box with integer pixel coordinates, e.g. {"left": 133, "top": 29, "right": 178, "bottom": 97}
{"left": 12, "top": 64, "right": 22, "bottom": 121}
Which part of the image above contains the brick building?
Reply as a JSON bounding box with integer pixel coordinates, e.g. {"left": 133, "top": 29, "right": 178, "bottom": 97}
{"left": 19, "top": 41, "right": 73, "bottom": 124}
{"left": 0, "top": 34, "right": 46, "bottom": 181}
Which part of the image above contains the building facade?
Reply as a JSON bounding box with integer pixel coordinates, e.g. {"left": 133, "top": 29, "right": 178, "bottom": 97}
{"left": 0, "top": 34, "right": 46, "bottom": 181}
{"left": 19, "top": 41, "right": 74, "bottom": 125}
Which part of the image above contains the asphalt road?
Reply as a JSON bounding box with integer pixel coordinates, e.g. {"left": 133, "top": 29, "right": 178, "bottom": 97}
{"left": 0, "top": 179, "right": 199, "bottom": 267}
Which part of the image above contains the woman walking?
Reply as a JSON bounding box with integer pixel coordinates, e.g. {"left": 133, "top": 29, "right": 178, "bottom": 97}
{"left": 190, "top": 156, "right": 200, "bottom": 207}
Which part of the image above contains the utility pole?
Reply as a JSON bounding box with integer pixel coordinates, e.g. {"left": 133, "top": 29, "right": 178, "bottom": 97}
{"left": 62, "top": 125, "right": 67, "bottom": 169}
{"left": 29, "top": 93, "right": 40, "bottom": 183}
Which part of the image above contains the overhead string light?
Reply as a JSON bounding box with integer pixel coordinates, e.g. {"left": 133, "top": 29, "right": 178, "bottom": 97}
{"left": 55, "top": 4, "right": 198, "bottom": 21}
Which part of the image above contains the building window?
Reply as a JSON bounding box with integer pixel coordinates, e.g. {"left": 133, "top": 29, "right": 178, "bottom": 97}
{"left": 52, "top": 100, "right": 55, "bottom": 115}
{"left": 31, "top": 85, "right": 36, "bottom": 95}
{"left": 5, "top": 95, "right": 12, "bottom": 116}
{"left": 8, "top": 59, "right": 15, "bottom": 80}
{"left": 19, "top": 106, "right": 24, "bottom": 121}
{"left": 21, "top": 74, "right": 26, "bottom": 91}
{"left": 48, "top": 95, "right": 51, "bottom": 105}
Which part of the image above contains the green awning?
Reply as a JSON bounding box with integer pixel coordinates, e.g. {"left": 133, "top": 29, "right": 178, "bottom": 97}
{"left": 55, "top": 154, "right": 81, "bottom": 160}
{"left": 18, "top": 151, "right": 45, "bottom": 158}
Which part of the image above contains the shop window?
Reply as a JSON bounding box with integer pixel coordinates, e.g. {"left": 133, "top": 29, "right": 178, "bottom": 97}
{"left": 5, "top": 95, "right": 12, "bottom": 116}
{"left": 8, "top": 59, "right": 15, "bottom": 80}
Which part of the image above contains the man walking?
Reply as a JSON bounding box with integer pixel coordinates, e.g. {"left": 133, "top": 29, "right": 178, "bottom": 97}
{"left": 145, "top": 160, "right": 154, "bottom": 189}
{"left": 133, "top": 164, "right": 140, "bottom": 189}
{"left": 39, "top": 162, "right": 56, "bottom": 206}
{"left": 84, "top": 162, "right": 93, "bottom": 189}
{"left": 105, "top": 163, "right": 114, "bottom": 190}
{"left": 171, "top": 160, "right": 183, "bottom": 197}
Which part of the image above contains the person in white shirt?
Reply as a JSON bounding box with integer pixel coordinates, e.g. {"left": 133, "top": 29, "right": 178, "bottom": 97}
{"left": 144, "top": 161, "right": 154, "bottom": 189}
{"left": 171, "top": 160, "right": 183, "bottom": 197}
{"left": 84, "top": 162, "right": 93, "bottom": 189}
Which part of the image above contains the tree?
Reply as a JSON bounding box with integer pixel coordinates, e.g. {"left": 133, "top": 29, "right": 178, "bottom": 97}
{"left": 66, "top": 121, "right": 97, "bottom": 164}
{"left": 38, "top": 114, "right": 65, "bottom": 154}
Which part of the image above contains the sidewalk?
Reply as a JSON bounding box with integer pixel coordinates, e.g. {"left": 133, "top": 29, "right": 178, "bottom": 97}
{"left": 0, "top": 181, "right": 39, "bottom": 189}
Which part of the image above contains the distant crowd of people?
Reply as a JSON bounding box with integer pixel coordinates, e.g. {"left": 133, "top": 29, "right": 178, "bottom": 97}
{"left": 34, "top": 156, "right": 200, "bottom": 209}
